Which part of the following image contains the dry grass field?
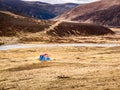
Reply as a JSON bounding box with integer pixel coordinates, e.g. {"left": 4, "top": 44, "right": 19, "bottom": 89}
{"left": 0, "top": 46, "right": 120, "bottom": 90}
{"left": 0, "top": 28, "right": 120, "bottom": 45}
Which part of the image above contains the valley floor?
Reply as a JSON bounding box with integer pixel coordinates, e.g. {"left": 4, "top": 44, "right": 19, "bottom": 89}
{"left": 0, "top": 46, "right": 120, "bottom": 90}
{"left": 0, "top": 28, "right": 120, "bottom": 45}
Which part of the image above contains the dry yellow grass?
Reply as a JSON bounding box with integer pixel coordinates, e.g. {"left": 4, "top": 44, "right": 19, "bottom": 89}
{"left": 0, "top": 46, "right": 120, "bottom": 90}
{"left": 0, "top": 28, "right": 120, "bottom": 45}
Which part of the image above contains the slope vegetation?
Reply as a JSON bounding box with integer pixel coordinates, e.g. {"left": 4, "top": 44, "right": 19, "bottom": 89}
{"left": 0, "top": 11, "right": 117, "bottom": 44}
{"left": 55, "top": 0, "right": 120, "bottom": 27}
{"left": 0, "top": 11, "right": 55, "bottom": 36}
{"left": 73, "top": 5, "right": 120, "bottom": 27}
{"left": 47, "top": 22, "right": 115, "bottom": 37}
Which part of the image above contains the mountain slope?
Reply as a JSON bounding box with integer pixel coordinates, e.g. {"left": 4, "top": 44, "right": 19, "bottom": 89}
{"left": 0, "top": 10, "right": 55, "bottom": 36}
{"left": 47, "top": 22, "right": 115, "bottom": 37}
{"left": 27, "top": 2, "right": 78, "bottom": 16}
{"left": 0, "top": 0, "right": 55, "bottom": 19}
{"left": 0, "top": 11, "right": 115, "bottom": 44}
{"left": 0, "top": 0, "right": 78, "bottom": 19}
{"left": 55, "top": 0, "right": 120, "bottom": 26}
{"left": 0, "top": 11, "right": 114, "bottom": 37}
{"left": 73, "top": 5, "right": 120, "bottom": 27}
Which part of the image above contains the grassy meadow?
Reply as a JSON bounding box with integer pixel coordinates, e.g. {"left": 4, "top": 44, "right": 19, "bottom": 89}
{"left": 0, "top": 46, "right": 120, "bottom": 90}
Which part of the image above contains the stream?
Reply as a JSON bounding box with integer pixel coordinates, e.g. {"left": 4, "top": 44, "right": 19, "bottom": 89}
{"left": 0, "top": 43, "right": 120, "bottom": 50}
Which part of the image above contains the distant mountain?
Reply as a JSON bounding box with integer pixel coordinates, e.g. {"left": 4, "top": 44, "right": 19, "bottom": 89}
{"left": 73, "top": 5, "right": 120, "bottom": 27}
{"left": 0, "top": 0, "right": 78, "bottom": 19}
{"left": 55, "top": 0, "right": 120, "bottom": 27}
{"left": 27, "top": 2, "right": 78, "bottom": 16}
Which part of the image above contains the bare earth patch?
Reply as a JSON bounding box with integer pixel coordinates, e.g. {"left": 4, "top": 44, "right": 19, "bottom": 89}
{"left": 0, "top": 46, "right": 120, "bottom": 90}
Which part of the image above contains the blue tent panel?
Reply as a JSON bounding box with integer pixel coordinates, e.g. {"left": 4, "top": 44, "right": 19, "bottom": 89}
{"left": 39, "top": 55, "right": 51, "bottom": 61}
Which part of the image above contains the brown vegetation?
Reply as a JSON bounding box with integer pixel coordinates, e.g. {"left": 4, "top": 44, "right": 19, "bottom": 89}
{"left": 73, "top": 5, "right": 120, "bottom": 27}
{"left": 55, "top": 0, "right": 120, "bottom": 27}
{"left": 0, "top": 11, "right": 55, "bottom": 36}
{"left": 47, "top": 22, "right": 114, "bottom": 37}
{"left": 0, "top": 11, "right": 119, "bottom": 45}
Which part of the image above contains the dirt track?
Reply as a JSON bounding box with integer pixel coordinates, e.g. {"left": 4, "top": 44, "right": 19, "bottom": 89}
{"left": 0, "top": 46, "right": 120, "bottom": 90}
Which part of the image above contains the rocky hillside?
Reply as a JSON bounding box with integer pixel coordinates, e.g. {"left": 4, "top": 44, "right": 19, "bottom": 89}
{"left": 55, "top": 0, "right": 120, "bottom": 27}
{"left": 0, "top": 0, "right": 78, "bottom": 19}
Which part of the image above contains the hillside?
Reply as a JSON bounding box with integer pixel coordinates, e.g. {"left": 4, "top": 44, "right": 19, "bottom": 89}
{"left": 47, "top": 22, "right": 114, "bottom": 37}
{"left": 0, "top": 10, "right": 114, "bottom": 36}
{"left": 0, "top": 11, "right": 55, "bottom": 36}
{"left": 0, "top": 0, "right": 78, "bottom": 19}
{"left": 0, "top": 11, "right": 117, "bottom": 45}
{"left": 27, "top": 2, "right": 78, "bottom": 16}
{"left": 55, "top": 0, "right": 120, "bottom": 27}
